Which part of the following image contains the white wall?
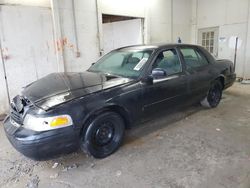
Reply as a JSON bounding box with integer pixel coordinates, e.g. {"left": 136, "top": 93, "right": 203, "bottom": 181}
{"left": 148, "top": 0, "right": 172, "bottom": 43}
{"left": 100, "top": 0, "right": 148, "bottom": 18}
{"left": 98, "top": 0, "right": 149, "bottom": 49}
{"left": 0, "top": 63, "right": 8, "bottom": 114}
{"left": 0, "top": 0, "right": 194, "bottom": 115}
{"left": 99, "top": 0, "right": 192, "bottom": 44}
{"left": 103, "top": 19, "right": 143, "bottom": 54}
{"left": 0, "top": 0, "right": 193, "bottom": 75}
{"left": 53, "top": 0, "right": 100, "bottom": 72}
{"left": 219, "top": 24, "right": 247, "bottom": 77}
{"left": 196, "top": 0, "right": 248, "bottom": 27}
{"left": 173, "top": 0, "right": 192, "bottom": 43}
{"left": 0, "top": 0, "right": 50, "bottom": 7}
{"left": 57, "top": 0, "right": 193, "bottom": 72}
{"left": 0, "top": 5, "right": 58, "bottom": 114}
{"left": 244, "top": 5, "right": 250, "bottom": 79}
{"left": 8, "top": 0, "right": 250, "bottom": 114}
{"left": 191, "top": 0, "right": 250, "bottom": 79}
{"left": 0, "top": 0, "right": 51, "bottom": 115}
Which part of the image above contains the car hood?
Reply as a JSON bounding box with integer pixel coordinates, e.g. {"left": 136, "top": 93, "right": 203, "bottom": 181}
{"left": 22, "top": 71, "right": 133, "bottom": 110}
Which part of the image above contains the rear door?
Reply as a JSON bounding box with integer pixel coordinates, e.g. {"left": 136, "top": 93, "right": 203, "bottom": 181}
{"left": 141, "top": 48, "right": 189, "bottom": 119}
{"left": 178, "top": 47, "right": 214, "bottom": 101}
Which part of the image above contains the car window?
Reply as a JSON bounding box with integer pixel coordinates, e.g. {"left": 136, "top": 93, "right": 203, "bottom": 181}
{"left": 152, "top": 49, "right": 182, "bottom": 76}
{"left": 180, "top": 48, "right": 209, "bottom": 70}
{"left": 196, "top": 50, "right": 209, "bottom": 65}
{"left": 89, "top": 50, "right": 153, "bottom": 78}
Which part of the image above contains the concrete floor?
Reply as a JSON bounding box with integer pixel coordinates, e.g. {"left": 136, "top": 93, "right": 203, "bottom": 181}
{"left": 0, "top": 83, "right": 250, "bottom": 188}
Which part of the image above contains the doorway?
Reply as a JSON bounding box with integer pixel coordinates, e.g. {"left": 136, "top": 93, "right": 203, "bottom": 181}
{"left": 102, "top": 14, "right": 144, "bottom": 55}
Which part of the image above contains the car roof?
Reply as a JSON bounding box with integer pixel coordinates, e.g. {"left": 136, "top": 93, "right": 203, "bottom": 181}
{"left": 116, "top": 43, "right": 201, "bottom": 51}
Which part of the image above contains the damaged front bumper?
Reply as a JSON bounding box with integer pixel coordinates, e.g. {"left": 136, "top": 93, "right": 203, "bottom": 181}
{"left": 3, "top": 116, "right": 80, "bottom": 160}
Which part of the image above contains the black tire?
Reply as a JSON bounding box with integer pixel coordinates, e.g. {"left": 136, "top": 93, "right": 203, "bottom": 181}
{"left": 201, "top": 80, "right": 223, "bottom": 108}
{"left": 81, "top": 111, "right": 125, "bottom": 159}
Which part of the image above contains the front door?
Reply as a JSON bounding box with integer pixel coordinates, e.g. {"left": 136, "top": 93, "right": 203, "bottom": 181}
{"left": 141, "top": 48, "right": 188, "bottom": 119}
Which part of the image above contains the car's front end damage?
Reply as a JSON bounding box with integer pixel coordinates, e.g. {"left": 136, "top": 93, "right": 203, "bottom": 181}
{"left": 4, "top": 95, "right": 80, "bottom": 160}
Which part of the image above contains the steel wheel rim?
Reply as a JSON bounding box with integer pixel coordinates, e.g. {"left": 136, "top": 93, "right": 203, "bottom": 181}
{"left": 94, "top": 121, "right": 114, "bottom": 146}
{"left": 208, "top": 84, "right": 221, "bottom": 106}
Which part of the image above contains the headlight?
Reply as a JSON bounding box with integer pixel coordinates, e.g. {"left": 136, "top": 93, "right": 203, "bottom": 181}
{"left": 23, "top": 114, "right": 73, "bottom": 132}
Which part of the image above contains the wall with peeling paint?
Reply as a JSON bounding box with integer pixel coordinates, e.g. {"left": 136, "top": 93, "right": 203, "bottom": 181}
{"left": 0, "top": 5, "right": 58, "bottom": 114}
{"left": 56, "top": 0, "right": 192, "bottom": 73}
{"left": 53, "top": 0, "right": 100, "bottom": 72}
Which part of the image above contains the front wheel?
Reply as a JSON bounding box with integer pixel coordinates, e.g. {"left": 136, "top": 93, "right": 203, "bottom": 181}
{"left": 81, "top": 112, "right": 125, "bottom": 159}
{"left": 201, "top": 80, "right": 223, "bottom": 108}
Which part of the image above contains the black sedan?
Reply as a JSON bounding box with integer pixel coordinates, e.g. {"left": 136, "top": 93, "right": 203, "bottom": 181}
{"left": 4, "top": 44, "right": 236, "bottom": 160}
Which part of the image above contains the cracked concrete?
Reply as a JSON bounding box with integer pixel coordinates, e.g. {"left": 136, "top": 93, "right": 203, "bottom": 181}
{"left": 0, "top": 82, "right": 250, "bottom": 188}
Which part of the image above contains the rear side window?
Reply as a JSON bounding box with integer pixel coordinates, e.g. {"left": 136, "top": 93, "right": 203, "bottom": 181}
{"left": 180, "top": 48, "right": 209, "bottom": 70}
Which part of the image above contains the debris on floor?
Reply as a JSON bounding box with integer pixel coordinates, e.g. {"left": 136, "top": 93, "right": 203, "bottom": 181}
{"left": 62, "top": 164, "right": 78, "bottom": 172}
{"left": 52, "top": 162, "right": 59, "bottom": 169}
{"left": 115, "top": 170, "right": 122, "bottom": 177}
{"left": 49, "top": 173, "right": 58, "bottom": 179}
{"left": 26, "top": 175, "right": 39, "bottom": 188}
{"left": 90, "top": 163, "right": 95, "bottom": 168}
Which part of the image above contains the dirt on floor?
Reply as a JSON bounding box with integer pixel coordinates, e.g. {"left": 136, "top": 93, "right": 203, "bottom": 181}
{"left": 0, "top": 82, "right": 250, "bottom": 188}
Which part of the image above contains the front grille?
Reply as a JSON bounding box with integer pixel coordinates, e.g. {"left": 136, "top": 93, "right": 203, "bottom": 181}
{"left": 10, "top": 95, "right": 27, "bottom": 125}
{"left": 10, "top": 110, "right": 22, "bottom": 125}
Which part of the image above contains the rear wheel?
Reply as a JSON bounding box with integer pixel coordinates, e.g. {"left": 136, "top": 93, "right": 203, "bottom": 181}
{"left": 201, "top": 80, "right": 223, "bottom": 108}
{"left": 81, "top": 112, "right": 125, "bottom": 158}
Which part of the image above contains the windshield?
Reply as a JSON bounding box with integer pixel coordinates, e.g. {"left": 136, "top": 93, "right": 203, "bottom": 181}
{"left": 88, "top": 50, "right": 153, "bottom": 78}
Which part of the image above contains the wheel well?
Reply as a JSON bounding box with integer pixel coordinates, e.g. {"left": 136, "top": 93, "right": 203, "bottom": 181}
{"left": 217, "top": 76, "right": 225, "bottom": 89}
{"left": 106, "top": 105, "right": 131, "bottom": 128}
{"left": 81, "top": 105, "right": 131, "bottom": 135}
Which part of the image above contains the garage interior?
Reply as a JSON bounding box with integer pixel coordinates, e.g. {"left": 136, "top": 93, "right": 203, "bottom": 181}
{"left": 0, "top": 0, "right": 250, "bottom": 187}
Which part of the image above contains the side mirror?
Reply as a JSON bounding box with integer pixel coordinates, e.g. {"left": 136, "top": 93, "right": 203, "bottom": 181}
{"left": 92, "top": 62, "right": 96, "bottom": 65}
{"left": 152, "top": 68, "right": 167, "bottom": 79}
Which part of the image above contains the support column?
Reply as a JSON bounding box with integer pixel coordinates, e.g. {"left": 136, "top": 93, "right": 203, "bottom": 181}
{"left": 50, "top": 0, "right": 65, "bottom": 72}
{"left": 190, "top": 0, "right": 198, "bottom": 44}
{"left": 96, "top": 0, "right": 104, "bottom": 56}
{"left": 243, "top": 0, "right": 250, "bottom": 80}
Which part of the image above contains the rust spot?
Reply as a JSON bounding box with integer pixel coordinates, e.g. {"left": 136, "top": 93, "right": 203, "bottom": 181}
{"left": 1, "top": 47, "right": 10, "bottom": 60}
{"left": 53, "top": 37, "right": 75, "bottom": 54}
